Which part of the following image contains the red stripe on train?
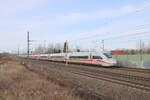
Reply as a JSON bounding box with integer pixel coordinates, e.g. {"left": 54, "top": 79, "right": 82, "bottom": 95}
{"left": 46, "top": 57, "right": 114, "bottom": 65}
{"left": 68, "top": 59, "right": 93, "bottom": 61}
{"left": 96, "top": 60, "right": 116, "bottom": 65}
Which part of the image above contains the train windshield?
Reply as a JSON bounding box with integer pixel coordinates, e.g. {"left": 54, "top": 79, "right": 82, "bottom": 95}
{"left": 103, "top": 53, "right": 112, "bottom": 58}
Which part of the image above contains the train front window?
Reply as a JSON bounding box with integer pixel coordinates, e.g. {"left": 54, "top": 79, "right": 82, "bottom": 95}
{"left": 104, "top": 53, "right": 112, "bottom": 58}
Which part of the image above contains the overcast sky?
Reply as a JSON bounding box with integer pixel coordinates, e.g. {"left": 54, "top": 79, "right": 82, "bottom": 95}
{"left": 0, "top": 0, "right": 150, "bottom": 53}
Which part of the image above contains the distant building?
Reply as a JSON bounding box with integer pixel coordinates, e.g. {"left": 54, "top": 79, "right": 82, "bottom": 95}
{"left": 110, "top": 50, "right": 125, "bottom": 55}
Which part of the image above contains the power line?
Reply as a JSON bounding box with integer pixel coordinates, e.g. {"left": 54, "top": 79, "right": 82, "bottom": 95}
{"left": 68, "top": 22, "right": 150, "bottom": 43}
{"left": 104, "top": 30, "right": 150, "bottom": 40}
{"left": 28, "top": 4, "right": 150, "bottom": 51}
{"left": 67, "top": 4, "right": 150, "bottom": 43}
{"left": 105, "top": 36, "right": 150, "bottom": 46}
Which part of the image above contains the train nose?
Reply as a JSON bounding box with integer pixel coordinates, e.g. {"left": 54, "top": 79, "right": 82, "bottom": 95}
{"left": 109, "top": 59, "right": 117, "bottom": 66}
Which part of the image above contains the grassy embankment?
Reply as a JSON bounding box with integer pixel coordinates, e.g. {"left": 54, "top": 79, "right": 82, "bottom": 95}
{"left": 0, "top": 59, "right": 80, "bottom": 100}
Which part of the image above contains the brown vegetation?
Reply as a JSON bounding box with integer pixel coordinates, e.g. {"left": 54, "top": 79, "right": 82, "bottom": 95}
{"left": 0, "top": 60, "right": 80, "bottom": 100}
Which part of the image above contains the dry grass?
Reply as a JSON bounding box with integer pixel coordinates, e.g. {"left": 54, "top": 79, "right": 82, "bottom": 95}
{"left": 0, "top": 60, "right": 80, "bottom": 100}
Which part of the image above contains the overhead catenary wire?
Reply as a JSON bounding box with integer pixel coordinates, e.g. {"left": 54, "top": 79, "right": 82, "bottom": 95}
{"left": 68, "top": 22, "right": 150, "bottom": 44}
{"left": 30, "top": 4, "right": 150, "bottom": 46}
{"left": 105, "top": 37, "right": 150, "bottom": 46}
{"left": 68, "top": 4, "right": 150, "bottom": 43}
{"left": 30, "top": 4, "right": 150, "bottom": 51}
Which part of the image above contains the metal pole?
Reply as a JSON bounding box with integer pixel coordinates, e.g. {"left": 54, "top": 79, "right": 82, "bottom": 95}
{"left": 27, "top": 31, "right": 30, "bottom": 63}
{"left": 102, "top": 40, "right": 104, "bottom": 51}
{"left": 66, "top": 40, "right": 68, "bottom": 65}
{"left": 140, "top": 40, "right": 142, "bottom": 67}
{"left": 18, "top": 47, "right": 20, "bottom": 56}
{"left": 43, "top": 40, "right": 46, "bottom": 53}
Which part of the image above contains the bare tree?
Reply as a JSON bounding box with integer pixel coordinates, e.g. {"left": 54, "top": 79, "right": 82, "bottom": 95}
{"left": 34, "top": 44, "right": 44, "bottom": 54}
{"left": 46, "top": 44, "right": 54, "bottom": 53}
{"left": 55, "top": 43, "right": 62, "bottom": 53}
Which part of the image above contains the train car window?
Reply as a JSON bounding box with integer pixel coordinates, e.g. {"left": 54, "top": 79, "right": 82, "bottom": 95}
{"left": 69, "top": 56, "right": 88, "bottom": 59}
{"left": 93, "top": 56, "right": 102, "bottom": 59}
{"left": 40, "top": 56, "right": 47, "bottom": 58}
{"left": 103, "top": 53, "right": 112, "bottom": 58}
{"left": 51, "top": 56, "right": 64, "bottom": 58}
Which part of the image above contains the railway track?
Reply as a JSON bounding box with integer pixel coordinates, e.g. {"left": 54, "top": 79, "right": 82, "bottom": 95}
{"left": 60, "top": 66, "right": 150, "bottom": 90}
{"left": 116, "top": 67, "right": 150, "bottom": 74}
{"left": 68, "top": 66, "right": 150, "bottom": 82}
{"left": 52, "top": 65, "right": 150, "bottom": 92}
{"left": 68, "top": 69, "right": 150, "bottom": 92}
{"left": 38, "top": 61, "right": 150, "bottom": 92}
{"left": 24, "top": 59, "right": 150, "bottom": 92}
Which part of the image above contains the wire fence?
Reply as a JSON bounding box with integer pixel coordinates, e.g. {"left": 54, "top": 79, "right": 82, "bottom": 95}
{"left": 113, "top": 54, "right": 150, "bottom": 68}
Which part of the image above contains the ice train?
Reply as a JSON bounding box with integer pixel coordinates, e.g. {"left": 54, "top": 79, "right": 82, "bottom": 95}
{"left": 28, "top": 51, "right": 117, "bottom": 67}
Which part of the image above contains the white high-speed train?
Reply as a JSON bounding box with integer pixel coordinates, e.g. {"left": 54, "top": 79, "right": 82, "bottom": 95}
{"left": 28, "top": 51, "right": 117, "bottom": 67}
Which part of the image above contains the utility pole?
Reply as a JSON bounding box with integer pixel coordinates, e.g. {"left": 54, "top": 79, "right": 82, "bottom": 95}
{"left": 27, "top": 31, "right": 30, "bottom": 63}
{"left": 140, "top": 40, "right": 143, "bottom": 66}
{"left": 43, "top": 40, "right": 46, "bottom": 53}
{"left": 18, "top": 47, "right": 20, "bottom": 56}
{"left": 65, "top": 40, "right": 68, "bottom": 65}
{"left": 102, "top": 40, "right": 104, "bottom": 51}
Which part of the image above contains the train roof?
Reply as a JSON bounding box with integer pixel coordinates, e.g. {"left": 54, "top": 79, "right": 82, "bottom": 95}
{"left": 49, "top": 51, "right": 110, "bottom": 56}
{"left": 29, "top": 51, "right": 110, "bottom": 57}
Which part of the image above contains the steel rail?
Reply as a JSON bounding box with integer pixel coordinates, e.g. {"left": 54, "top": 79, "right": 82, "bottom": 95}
{"left": 67, "top": 69, "right": 150, "bottom": 92}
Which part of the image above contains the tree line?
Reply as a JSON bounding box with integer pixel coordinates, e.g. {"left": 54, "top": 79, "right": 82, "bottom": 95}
{"left": 33, "top": 41, "right": 81, "bottom": 54}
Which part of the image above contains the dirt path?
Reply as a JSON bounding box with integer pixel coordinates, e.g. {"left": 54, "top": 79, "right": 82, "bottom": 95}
{"left": 0, "top": 60, "right": 80, "bottom": 100}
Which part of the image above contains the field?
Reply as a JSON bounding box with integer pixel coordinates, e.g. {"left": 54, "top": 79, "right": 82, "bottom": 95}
{"left": 113, "top": 54, "right": 150, "bottom": 68}
{"left": 0, "top": 58, "right": 80, "bottom": 100}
